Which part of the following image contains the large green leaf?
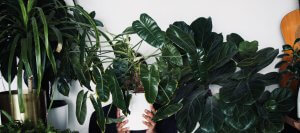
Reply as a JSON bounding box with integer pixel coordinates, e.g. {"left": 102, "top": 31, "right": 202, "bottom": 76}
{"left": 224, "top": 105, "right": 256, "bottom": 131}
{"left": 208, "top": 60, "right": 236, "bottom": 85}
{"left": 93, "top": 66, "right": 110, "bottom": 102}
{"left": 206, "top": 42, "right": 238, "bottom": 70}
{"left": 166, "top": 24, "right": 196, "bottom": 53}
{"left": 57, "top": 78, "right": 70, "bottom": 96}
{"left": 37, "top": 7, "right": 57, "bottom": 75}
{"left": 190, "top": 17, "right": 214, "bottom": 50}
{"left": 152, "top": 103, "right": 183, "bottom": 122}
{"left": 265, "top": 88, "right": 294, "bottom": 113}
{"left": 76, "top": 90, "right": 88, "bottom": 125}
{"left": 140, "top": 64, "right": 160, "bottom": 104}
{"left": 238, "top": 41, "right": 258, "bottom": 58}
{"left": 104, "top": 69, "right": 126, "bottom": 111}
{"left": 132, "top": 13, "right": 165, "bottom": 48}
{"left": 32, "top": 17, "right": 43, "bottom": 94}
{"left": 199, "top": 96, "right": 224, "bottom": 133}
{"left": 161, "top": 42, "right": 183, "bottom": 66}
{"left": 176, "top": 88, "right": 207, "bottom": 132}
{"left": 90, "top": 95, "right": 106, "bottom": 132}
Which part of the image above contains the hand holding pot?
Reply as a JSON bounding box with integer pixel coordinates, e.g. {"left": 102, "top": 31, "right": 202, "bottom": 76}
{"left": 116, "top": 109, "right": 130, "bottom": 133}
{"left": 143, "top": 105, "right": 156, "bottom": 133}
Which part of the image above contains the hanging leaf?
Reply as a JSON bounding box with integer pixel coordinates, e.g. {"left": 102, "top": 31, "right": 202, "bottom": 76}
{"left": 140, "top": 64, "right": 160, "bottom": 104}
{"left": 90, "top": 95, "right": 106, "bottom": 132}
{"left": 32, "top": 17, "right": 43, "bottom": 94}
{"left": 93, "top": 66, "right": 110, "bottom": 102}
{"left": 76, "top": 90, "right": 88, "bottom": 125}
{"left": 57, "top": 78, "right": 70, "bottom": 96}
{"left": 104, "top": 69, "right": 126, "bottom": 111}
{"left": 132, "top": 13, "right": 165, "bottom": 48}
{"left": 152, "top": 103, "right": 182, "bottom": 122}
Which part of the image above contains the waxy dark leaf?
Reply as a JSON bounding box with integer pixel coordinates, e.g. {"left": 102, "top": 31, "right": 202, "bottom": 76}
{"left": 141, "top": 64, "right": 160, "bottom": 104}
{"left": 76, "top": 90, "right": 88, "bottom": 125}
{"left": 90, "top": 95, "right": 106, "bottom": 132}
{"left": 133, "top": 13, "right": 165, "bottom": 48}
{"left": 153, "top": 103, "right": 183, "bottom": 122}
{"left": 57, "top": 78, "right": 70, "bottom": 96}
{"left": 176, "top": 88, "right": 207, "bottom": 132}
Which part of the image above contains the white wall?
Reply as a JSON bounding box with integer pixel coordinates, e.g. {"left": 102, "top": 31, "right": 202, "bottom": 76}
{"left": 1, "top": 0, "right": 298, "bottom": 132}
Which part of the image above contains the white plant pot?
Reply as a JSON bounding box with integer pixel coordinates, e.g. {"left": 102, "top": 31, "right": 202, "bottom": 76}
{"left": 121, "top": 92, "right": 151, "bottom": 131}
{"left": 47, "top": 100, "right": 68, "bottom": 130}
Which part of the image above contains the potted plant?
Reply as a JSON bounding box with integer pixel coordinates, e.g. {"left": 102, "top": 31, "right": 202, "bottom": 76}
{"left": 74, "top": 14, "right": 184, "bottom": 132}
{"left": 163, "top": 16, "right": 294, "bottom": 132}
{"left": 0, "top": 0, "right": 104, "bottom": 127}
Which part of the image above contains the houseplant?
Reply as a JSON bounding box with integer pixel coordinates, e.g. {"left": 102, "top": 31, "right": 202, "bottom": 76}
{"left": 75, "top": 14, "right": 185, "bottom": 132}
{"left": 164, "top": 17, "right": 294, "bottom": 132}
{"left": 0, "top": 0, "right": 104, "bottom": 126}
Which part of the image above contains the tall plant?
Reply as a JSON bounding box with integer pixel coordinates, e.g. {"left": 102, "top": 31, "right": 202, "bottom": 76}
{"left": 0, "top": 0, "right": 104, "bottom": 116}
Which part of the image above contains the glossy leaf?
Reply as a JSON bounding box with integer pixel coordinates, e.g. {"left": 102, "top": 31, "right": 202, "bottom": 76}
{"left": 32, "top": 17, "right": 43, "bottom": 94}
{"left": 199, "top": 96, "right": 224, "bottom": 133}
{"left": 225, "top": 105, "right": 256, "bottom": 131}
{"left": 176, "top": 88, "right": 207, "bottom": 132}
{"left": 37, "top": 7, "right": 57, "bottom": 75}
{"left": 105, "top": 69, "right": 126, "bottom": 111}
{"left": 282, "top": 44, "right": 293, "bottom": 51}
{"left": 93, "top": 66, "right": 110, "bottom": 102}
{"left": 132, "top": 13, "right": 165, "bottom": 48}
{"left": 190, "top": 17, "right": 214, "bottom": 50}
{"left": 153, "top": 103, "right": 183, "bottom": 122}
{"left": 76, "top": 90, "right": 88, "bottom": 125}
{"left": 90, "top": 95, "right": 105, "bottom": 132}
{"left": 140, "top": 64, "right": 160, "bottom": 104}
{"left": 161, "top": 42, "right": 183, "bottom": 66}
{"left": 57, "top": 78, "right": 70, "bottom": 96}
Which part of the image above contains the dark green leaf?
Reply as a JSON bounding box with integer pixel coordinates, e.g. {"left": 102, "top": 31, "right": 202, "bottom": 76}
{"left": 282, "top": 44, "right": 293, "bottom": 51}
{"left": 277, "top": 53, "right": 290, "bottom": 58}
{"left": 76, "top": 90, "right": 88, "bottom": 125}
{"left": 176, "top": 88, "right": 207, "bottom": 132}
{"left": 32, "top": 17, "right": 43, "bottom": 94}
{"left": 161, "top": 42, "right": 183, "bottom": 66}
{"left": 93, "top": 66, "right": 110, "bottom": 102}
{"left": 275, "top": 61, "right": 288, "bottom": 68}
{"left": 294, "top": 38, "right": 300, "bottom": 44}
{"left": 152, "top": 103, "right": 183, "bottom": 122}
{"left": 226, "top": 33, "right": 244, "bottom": 46}
{"left": 18, "top": 0, "right": 28, "bottom": 27}
{"left": 104, "top": 69, "right": 126, "bottom": 111}
{"left": 224, "top": 105, "right": 256, "bottom": 131}
{"left": 21, "top": 38, "right": 32, "bottom": 77}
{"left": 199, "top": 96, "right": 224, "bottom": 133}
{"left": 190, "top": 17, "right": 213, "bottom": 49}
{"left": 132, "top": 13, "right": 165, "bottom": 48}
{"left": 106, "top": 117, "right": 125, "bottom": 124}
{"left": 8, "top": 34, "right": 20, "bottom": 91}
{"left": 90, "top": 95, "right": 105, "bottom": 132}
{"left": 238, "top": 41, "right": 258, "bottom": 58}
{"left": 57, "top": 78, "right": 70, "bottom": 96}
{"left": 140, "top": 64, "right": 160, "bottom": 104}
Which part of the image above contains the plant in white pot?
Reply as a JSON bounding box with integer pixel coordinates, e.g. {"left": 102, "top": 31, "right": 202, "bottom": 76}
{"left": 74, "top": 14, "right": 184, "bottom": 132}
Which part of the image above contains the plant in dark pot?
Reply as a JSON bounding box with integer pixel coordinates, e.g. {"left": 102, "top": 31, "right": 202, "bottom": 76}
{"left": 147, "top": 15, "right": 294, "bottom": 132}
{"left": 0, "top": 0, "right": 104, "bottom": 129}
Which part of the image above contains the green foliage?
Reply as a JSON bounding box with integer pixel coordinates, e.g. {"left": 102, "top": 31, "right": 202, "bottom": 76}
{"left": 0, "top": 120, "right": 77, "bottom": 133}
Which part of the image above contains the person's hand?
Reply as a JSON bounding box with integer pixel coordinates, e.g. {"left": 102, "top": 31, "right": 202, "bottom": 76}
{"left": 116, "top": 108, "right": 129, "bottom": 133}
{"left": 143, "top": 105, "right": 156, "bottom": 133}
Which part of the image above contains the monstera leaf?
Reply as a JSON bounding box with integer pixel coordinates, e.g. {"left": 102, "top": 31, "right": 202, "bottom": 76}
{"left": 132, "top": 13, "right": 165, "bottom": 48}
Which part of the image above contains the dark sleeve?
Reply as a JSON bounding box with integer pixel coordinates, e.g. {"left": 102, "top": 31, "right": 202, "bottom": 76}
{"left": 155, "top": 115, "right": 177, "bottom": 133}
{"left": 89, "top": 105, "right": 118, "bottom": 133}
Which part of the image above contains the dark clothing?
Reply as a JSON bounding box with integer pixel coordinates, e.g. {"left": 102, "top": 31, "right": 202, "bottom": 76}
{"left": 89, "top": 105, "right": 177, "bottom": 133}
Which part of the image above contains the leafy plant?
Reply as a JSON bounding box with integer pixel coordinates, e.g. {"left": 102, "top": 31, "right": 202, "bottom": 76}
{"left": 276, "top": 38, "right": 300, "bottom": 89}
{"left": 164, "top": 17, "right": 294, "bottom": 132}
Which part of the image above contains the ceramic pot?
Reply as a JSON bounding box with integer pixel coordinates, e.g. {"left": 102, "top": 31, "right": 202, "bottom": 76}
{"left": 47, "top": 100, "right": 68, "bottom": 130}
{"left": 121, "top": 92, "right": 151, "bottom": 131}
